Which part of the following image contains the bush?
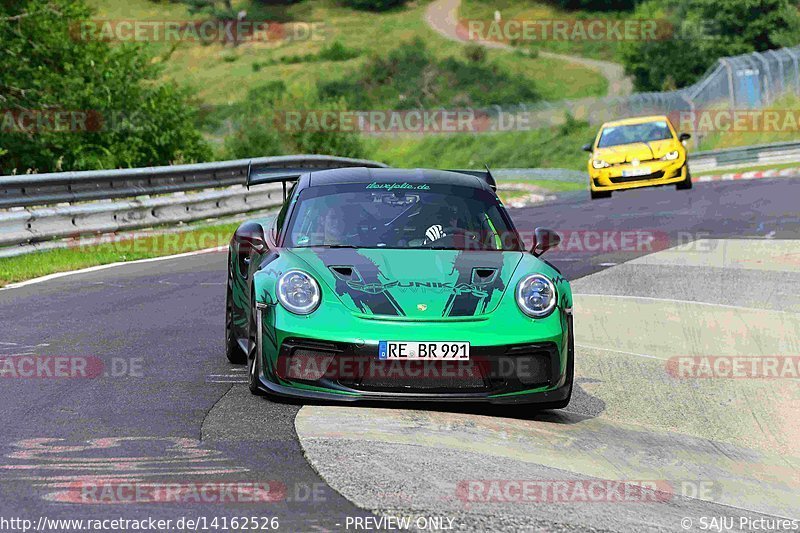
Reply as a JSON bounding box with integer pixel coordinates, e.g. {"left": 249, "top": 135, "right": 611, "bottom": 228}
{"left": 340, "top": 0, "right": 407, "bottom": 12}
{"left": 464, "top": 44, "right": 487, "bottom": 63}
{"left": 318, "top": 38, "right": 539, "bottom": 109}
{"left": 317, "top": 41, "right": 360, "bottom": 62}
{"left": 250, "top": 42, "right": 359, "bottom": 70}
{"left": 551, "top": 0, "right": 639, "bottom": 10}
{"left": 223, "top": 83, "right": 366, "bottom": 160}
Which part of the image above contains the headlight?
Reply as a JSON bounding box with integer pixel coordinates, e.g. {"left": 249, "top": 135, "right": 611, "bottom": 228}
{"left": 592, "top": 159, "right": 610, "bottom": 169}
{"left": 516, "top": 274, "right": 557, "bottom": 318}
{"left": 660, "top": 150, "right": 679, "bottom": 161}
{"left": 277, "top": 270, "right": 320, "bottom": 315}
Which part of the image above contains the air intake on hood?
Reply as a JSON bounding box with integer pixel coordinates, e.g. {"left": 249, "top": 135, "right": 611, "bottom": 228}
{"left": 471, "top": 268, "right": 498, "bottom": 285}
{"left": 329, "top": 265, "right": 361, "bottom": 282}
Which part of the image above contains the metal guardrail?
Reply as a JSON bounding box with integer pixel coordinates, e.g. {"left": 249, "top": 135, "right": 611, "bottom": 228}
{"left": 688, "top": 140, "right": 800, "bottom": 173}
{"left": 0, "top": 155, "right": 387, "bottom": 250}
{"left": 0, "top": 155, "right": 386, "bottom": 209}
{"left": 0, "top": 184, "right": 285, "bottom": 248}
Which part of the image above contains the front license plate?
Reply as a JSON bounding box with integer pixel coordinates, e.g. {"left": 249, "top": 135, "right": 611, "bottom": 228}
{"left": 622, "top": 167, "right": 651, "bottom": 177}
{"left": 378, "top": 341, "right": 470, "bottom": 360}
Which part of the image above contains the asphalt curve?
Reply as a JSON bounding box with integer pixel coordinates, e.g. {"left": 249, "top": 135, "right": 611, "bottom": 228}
{"left": 0, "top": 177, "right": 798, "bottom": 532}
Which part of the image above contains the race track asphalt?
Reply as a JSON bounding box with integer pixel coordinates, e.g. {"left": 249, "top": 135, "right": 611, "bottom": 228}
{"left": 0, "top": 178, "right": 798, "bottom": 532}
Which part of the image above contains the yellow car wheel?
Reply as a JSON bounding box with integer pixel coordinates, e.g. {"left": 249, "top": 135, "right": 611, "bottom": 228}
{"left": 676, "top": 165, "right": 692, "bottom": 191}
{"left": 590, "top": 188, "right": 611, "bottom": 200}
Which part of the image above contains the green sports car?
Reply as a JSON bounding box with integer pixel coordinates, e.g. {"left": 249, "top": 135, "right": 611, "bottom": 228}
{"left": 225, "top": 165, "right": 574, "bottom": 407}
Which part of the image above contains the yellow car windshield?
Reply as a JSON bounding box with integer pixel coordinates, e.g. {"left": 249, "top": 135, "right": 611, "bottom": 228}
{"left": 598, "top": 121, "right": 673, "bottom": 148}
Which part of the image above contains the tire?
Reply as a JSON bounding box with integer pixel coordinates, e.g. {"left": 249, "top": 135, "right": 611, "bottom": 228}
{"left": 248, "top": 349, "right": 264, "bottom": 396}
{"left": 535, "top": 316, "right": 574, "bottom": 410}
{"left": 676, "top": 166, "right": 692, "bottom": 190}
{"left": 225, "top": 283, "right": 247, "bottom": 364}
{"left": 247, "top": 303, "right": 264, "bottom": 396}
{"left": 590, "top": 189, "right": 612, "bottom": 200}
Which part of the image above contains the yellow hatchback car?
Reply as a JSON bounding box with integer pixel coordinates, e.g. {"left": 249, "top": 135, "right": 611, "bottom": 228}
{"left": 583, "top": 115, "right": 692, "bottom": 200}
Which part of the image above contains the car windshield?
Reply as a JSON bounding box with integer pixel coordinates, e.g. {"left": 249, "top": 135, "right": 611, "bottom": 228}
{"left": 283, "top": 183, "right": 522, "bottom": 251}
{"left": 597, "top": 121, "right": 673, "bottom": 148}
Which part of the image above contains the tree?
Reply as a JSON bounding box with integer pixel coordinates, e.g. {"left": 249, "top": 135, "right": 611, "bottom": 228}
{"left": 339, "top": 0, "right": 407, "bottom": 12}
{"left": 621, "top": 0, "right": 800, "bottom": 92}
{"left": 552, "top": 0, "right": 639, "bottom": 11}
{"left": 0, "top": 0, "right": 210, "bottom": 174}
{"left": 180, "top": 0, "right": 235, "bottom": 20}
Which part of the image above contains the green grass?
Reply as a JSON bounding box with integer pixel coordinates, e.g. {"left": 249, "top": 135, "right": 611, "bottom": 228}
{"left": 88, "top": 0, "right": 607, "bottom": 105}
{"left": 0, "top": 222, "right": 239, "bottom": 286}
{"left": 695, "top": 94, "right": 800, "bottom": 152}
{"left": 460, "top": 0, "right": 632, "bottom": 61}
{"left": 496, "top": 178, "right": 583, "bottom": 204}
{"left": 365, "top": 120, "right": 596, "bottom": 170}
{"left": 502, "top": 178, "right": 584, "bottom": 191}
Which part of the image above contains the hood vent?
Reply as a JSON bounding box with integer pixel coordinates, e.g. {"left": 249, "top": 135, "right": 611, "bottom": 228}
{"left": 329, "top": 265, "right": 362, "bottom": 282}
{"left": 471, "top": 268, "right": 498, "bottom": 285}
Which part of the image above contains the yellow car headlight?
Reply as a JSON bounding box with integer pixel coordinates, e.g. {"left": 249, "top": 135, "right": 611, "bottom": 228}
{"left": 660, "top": 151, "right": 679, "bottom": 161}
{"left": 592, "top": 159, "right": 610, "bottom": 169}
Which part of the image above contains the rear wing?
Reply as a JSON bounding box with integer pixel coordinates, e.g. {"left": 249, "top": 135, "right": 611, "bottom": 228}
{"left": 246, "top": 163, "right": 307, "bottom": 201}
{"left": 446, "top": 165, "right": 497, "bottom": 191}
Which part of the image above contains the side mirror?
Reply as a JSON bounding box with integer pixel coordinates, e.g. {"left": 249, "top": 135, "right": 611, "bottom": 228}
{"left": 582, "top": 143, "right": 593, "bottom": 153}
{"left": 678, "top": 132, "right": 691, "bottom": 142}
{"left": 235, "top": 222, "right": 268, "bottom": 255}
{"left": 241, "top": 234, "right": 267, "bottom": 254}
{"left": 531, "top": 227, "right": 560, "bottom": 257}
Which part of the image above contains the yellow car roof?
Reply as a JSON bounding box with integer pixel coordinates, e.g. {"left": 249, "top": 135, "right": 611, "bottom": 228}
{"left": 601, "top": 115, "right": 671, "bottom": 128}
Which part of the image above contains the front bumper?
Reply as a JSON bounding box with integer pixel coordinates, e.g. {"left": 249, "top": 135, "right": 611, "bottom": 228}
{"left": 251, "top": 302, "right": 572, "bottom": 404}
{"left": 589, "top": 159, "right": 687, "bottom": 192}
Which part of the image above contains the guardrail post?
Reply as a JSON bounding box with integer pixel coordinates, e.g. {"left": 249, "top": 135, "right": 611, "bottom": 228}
{"left": 752, "top": 52, "right": 771, "bottom": 105}
{"left": 787, "top": 47, "right": 800, "bottom": 96}
{"left": 679, "top": 92, "right": 699, "bottom": 150}
{"left": 766, "top": 50, "right": 784, "bottom": 96}
{"left": 720, "top": 58, "right": 736, "bottom": 110}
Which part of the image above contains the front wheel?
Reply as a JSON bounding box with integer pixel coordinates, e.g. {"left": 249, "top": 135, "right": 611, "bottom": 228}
{"left": 535, "top": 316, "right": 574, "bottom": 410}
{"left": 676, "top": 166, "right": 692, "bottom": 190}
{"left": 247, "top": 304, "right": 264, "bottom": 396}
{"left": 225, "top": 284, "right": 247, "bottom": 364}
{"left": 590, "top": 188, "right": 612, "bottom": 200}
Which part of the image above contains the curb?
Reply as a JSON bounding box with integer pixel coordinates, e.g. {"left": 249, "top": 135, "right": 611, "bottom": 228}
{"left": 694, "top": 167, "right": 800, "bottom": 183}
